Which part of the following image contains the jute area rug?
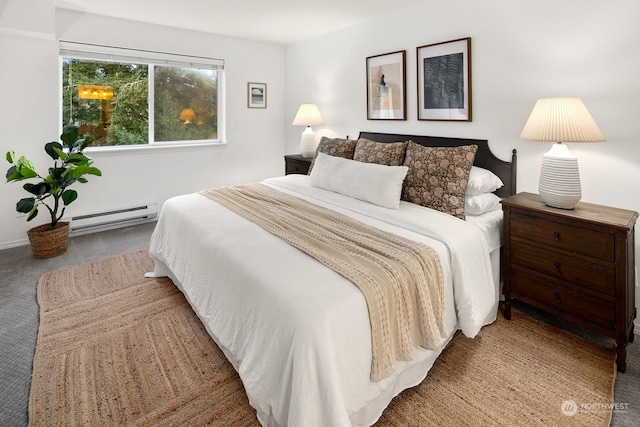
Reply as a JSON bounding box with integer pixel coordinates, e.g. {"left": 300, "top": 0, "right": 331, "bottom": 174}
{"left": 29, "top": 250, "right": 616, "bottom": 426}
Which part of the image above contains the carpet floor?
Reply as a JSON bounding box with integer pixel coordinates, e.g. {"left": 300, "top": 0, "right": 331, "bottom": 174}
{"left": 29, "top": 250, "right": 616, "bottom": 426}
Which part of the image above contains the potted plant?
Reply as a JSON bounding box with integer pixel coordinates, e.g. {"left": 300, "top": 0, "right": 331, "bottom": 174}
{"left": 5, "top": 126, "right": 102, "bottom": 258}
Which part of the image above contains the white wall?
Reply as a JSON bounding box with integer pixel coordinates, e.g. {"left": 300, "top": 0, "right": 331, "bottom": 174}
{"left": 0, "top": 5, "right": 286, "bottom": 248}
{"left": 285, "top": 0, "right": 640, "bottom": 317}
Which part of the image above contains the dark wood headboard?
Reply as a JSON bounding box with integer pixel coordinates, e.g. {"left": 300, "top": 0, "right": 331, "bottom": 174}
{"left": 358, "top": 132, "right": 517, "bottom": 198}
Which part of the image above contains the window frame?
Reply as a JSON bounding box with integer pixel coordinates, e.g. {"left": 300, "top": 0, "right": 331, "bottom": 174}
{"left": 59, "top": 41, "right": 226, "bottom": 152}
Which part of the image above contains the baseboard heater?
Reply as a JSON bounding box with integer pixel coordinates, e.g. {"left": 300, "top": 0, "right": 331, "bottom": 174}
{"left": 68, "top": 203, "right": 157, "bottom": 233}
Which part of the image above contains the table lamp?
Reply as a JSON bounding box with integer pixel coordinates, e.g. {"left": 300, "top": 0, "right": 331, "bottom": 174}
{"left": 520, "top": 97, "right": 606, "bottom": 209}
{"left": 292, "top": 104, "right": 324, "bottom": 157}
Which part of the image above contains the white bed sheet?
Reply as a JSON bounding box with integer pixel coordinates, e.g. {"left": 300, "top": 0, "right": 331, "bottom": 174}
{"left": 466, "top": 209, "right": 503, "bottom": 253}
{"left": 148, "top": 174, "right": 499, "bottom": 426}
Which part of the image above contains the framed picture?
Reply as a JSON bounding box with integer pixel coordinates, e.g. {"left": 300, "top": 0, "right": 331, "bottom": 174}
{"left": 417, "top": 37, "right": 472, "bottom": 121}
{"left": 366, "top": 50, "right": 406, "bottom": 120}
{"left": 247, "top": 82, "right": 267, "bottom": 108}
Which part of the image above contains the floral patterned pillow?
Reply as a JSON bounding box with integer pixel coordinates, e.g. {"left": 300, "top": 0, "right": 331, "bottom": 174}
{"left": 353, "top": 138, "right": 409, "bottom": 166}
{"left": 402, "top": 142, "right": 478, "bottom": 220}
{"left": 308, "top": 137, "right": 357, "bottom": 174}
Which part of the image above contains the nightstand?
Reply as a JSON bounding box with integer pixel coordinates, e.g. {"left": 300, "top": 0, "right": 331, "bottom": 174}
{"left": 284, "top": 154, "right": 312, "bottom": 175}
{"left": 501, "top": 192, "right": 638, "bottom": 372}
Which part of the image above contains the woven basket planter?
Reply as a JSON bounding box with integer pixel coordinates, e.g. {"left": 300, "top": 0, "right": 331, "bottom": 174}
{"left": 27, "top": 222, "right": 70, "bottom": 259}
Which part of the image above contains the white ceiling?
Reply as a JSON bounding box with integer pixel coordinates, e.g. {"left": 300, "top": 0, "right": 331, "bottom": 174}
{"left": 55, "top": 0, "right": 426, "bottom": 45}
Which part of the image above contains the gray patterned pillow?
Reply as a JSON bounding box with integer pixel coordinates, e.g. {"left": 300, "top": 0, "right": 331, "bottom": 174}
{"left": 308, "top": 137, "right": 357, "bottom": 174}
{"left": 353, "top": 138, "right": 409, "bottom": 166}
{"left": 402, "top": 142, "right": 477, "bottom": 220}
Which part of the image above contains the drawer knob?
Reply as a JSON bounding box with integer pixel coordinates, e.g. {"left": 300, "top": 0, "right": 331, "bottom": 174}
{"left": 553, "top": 232, "right": 560, "bottom": 242}
{"left": 554, "top": 292, "right": 561, "bottom": 304}
{"left": 554, "top": 262, "right": 561, "bottom": 272}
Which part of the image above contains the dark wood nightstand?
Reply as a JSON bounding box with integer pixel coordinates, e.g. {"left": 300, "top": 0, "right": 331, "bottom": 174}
{"left": 284, "top": 154, "right": 312, "bottom": 175}
{"left": 501, "top": 192, "right": 638, "bottom": 372}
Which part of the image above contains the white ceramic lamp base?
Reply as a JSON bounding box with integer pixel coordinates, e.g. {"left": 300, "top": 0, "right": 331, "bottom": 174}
{"left": 538, "top": 143, "right": 581, "bottom": 209}
{"left": 300, "top": 127, "right": 317, "bottom": 158}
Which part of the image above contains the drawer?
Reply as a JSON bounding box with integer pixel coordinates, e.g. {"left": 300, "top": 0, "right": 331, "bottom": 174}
{"left": 285, "top": 159, "right": 310, "bottom": 175}
{"left": 511, "top": 240, "right": 615, "bottom": 295}
{"left": 511, "top": 211, "right": 614, "bottom": 261}
{"left": 510, "top": 268, "right": 615, "bottom": 331}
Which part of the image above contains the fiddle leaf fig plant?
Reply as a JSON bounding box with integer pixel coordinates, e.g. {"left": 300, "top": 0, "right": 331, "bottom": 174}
{"left": 5, "top": 126, "right": 102, "bottom": 229}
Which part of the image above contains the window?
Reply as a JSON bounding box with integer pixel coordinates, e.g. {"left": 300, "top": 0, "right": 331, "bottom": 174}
{"left": 60, "top": 42, "right": 224, "bottom": 148}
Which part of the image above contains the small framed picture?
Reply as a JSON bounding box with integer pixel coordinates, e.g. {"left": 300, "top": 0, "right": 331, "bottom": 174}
{"left": 417, "top": 37, "right": 472, "bottom": 121}
{"left": 366, "top": 50, "right": 406, "bottom": 120}
{"left": 247, "top": 82, "right": 267, "bottom": 108}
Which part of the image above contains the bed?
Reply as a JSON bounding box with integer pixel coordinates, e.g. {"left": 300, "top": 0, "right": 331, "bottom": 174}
{"left": 147, "top": 131, "right": 517, "bottom": 426}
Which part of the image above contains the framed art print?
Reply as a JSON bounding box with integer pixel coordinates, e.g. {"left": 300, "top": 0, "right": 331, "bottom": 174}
{"left": 366, "top": 50, "right": 406, "bottom": 120}
{"left": 417, "top": 37, "right": 472, "bottom": 121}
{"left": 248, "top": 82, "right": 267, "bottom": 108}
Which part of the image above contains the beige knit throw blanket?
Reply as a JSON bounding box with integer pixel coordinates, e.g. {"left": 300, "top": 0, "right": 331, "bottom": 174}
{"left": 198, "top": 183, "right": 447, "bottom": 381}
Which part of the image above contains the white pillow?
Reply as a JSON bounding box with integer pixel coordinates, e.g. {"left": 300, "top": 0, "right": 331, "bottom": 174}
{"left": 309, "top": 152, "right": 409, "bottom": 209}
{"left": 466, "top": 166, "right": 504, "bottom": 195}
{"left": 465, "top": 192, "right": 502, "bottom": 215}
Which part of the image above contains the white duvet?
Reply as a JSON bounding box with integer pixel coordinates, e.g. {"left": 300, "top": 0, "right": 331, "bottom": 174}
{"left": 148, "top": 174, "right": 498, "bottom": 426}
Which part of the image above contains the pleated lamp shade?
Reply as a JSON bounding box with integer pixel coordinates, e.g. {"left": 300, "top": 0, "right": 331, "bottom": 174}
{"left": 520, "top": 97, "right": 606, "bottom": 209}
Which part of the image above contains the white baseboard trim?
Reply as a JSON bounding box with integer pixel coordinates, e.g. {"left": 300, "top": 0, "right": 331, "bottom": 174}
{"left": 0, "top": 218, "right": 157, "bottom": 252}
{"left": 0, "top": 238, "right": 30, "bottom": 251}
